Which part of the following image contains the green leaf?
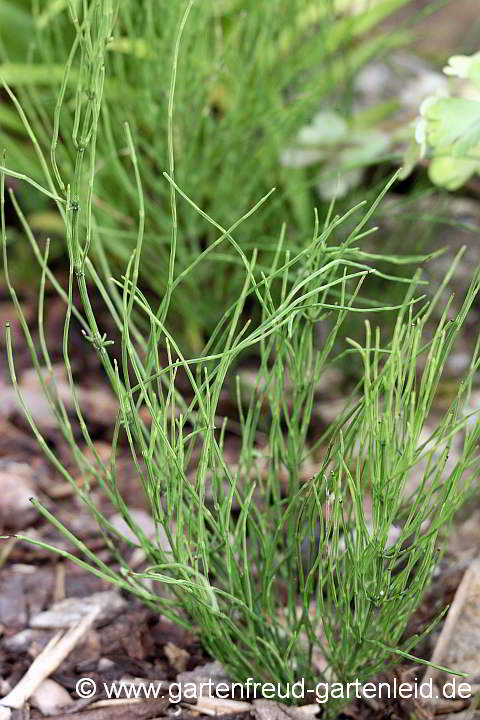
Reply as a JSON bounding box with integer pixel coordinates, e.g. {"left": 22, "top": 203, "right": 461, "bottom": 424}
{"left": 443, "top": 51, "right": 480, "bottom": 89}
{"left": 426, "top": 98, "right": 480, "bottom": 157}
{"left": 470, "top": 56, "right": 480, "bottom": 89}
{"left": 399, "top": 136, "right": 421, "bottom": 180}
{"left": 427, "top": 155, "right": 479, "bottom": 190}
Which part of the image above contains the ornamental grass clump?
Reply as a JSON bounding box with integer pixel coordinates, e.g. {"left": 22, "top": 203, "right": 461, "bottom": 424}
{"left": 1, "top": 0, "right": 480, "bottom": 715}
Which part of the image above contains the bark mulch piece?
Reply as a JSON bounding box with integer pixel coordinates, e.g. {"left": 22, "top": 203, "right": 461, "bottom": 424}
{"left": 41, "top": 697, "right": 170, "bottom": 720}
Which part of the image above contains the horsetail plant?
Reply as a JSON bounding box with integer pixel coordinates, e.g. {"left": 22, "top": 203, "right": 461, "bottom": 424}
{"left": 2, "top": 162, "right": 480, "bottom": 710}
{"left": 1, "top": 0, "right": 479, "bottom": 716}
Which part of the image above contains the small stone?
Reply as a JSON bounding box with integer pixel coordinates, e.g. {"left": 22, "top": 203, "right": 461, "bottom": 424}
{"left": 30, "top": 591, "right": 127, "bottom": 629}
{"left": 177, "top": 661, "right": 232, "bottom": 697}
{"left": 30, "top": 678, "right": 73, "bottom": 715}
{"left": 110, "top": 509, "right": 171, "bottom": 552}
{"left": 0, "top": 461, "right": 36, "bottom": 531}
{"left": 0, "top": 679, "right": 11, "bottom": 697}
{"left": 164, "top": 641, "right": 190, "bottom": 673}
{"left": 3, "top": 628, "right": 53, "bottom": 654}
{"left": 98, "top": 657, "right": 116, "bottom": 672}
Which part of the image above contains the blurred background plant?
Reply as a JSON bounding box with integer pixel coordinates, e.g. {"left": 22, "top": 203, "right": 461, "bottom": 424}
{"left": 0, "top": 0, "right": 442, "bottom": 353}
{"left": 404, "top": 49, "right": 480, "bottom": 190}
